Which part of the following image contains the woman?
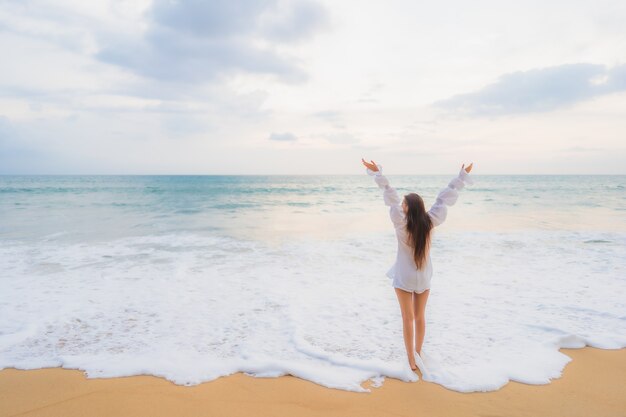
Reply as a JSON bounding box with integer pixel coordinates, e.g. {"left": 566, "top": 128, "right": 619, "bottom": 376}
{"left": 361, "top": 158, "right": 474, "bottom": 373}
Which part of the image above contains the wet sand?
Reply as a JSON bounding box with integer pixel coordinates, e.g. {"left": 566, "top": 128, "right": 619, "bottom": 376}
{"left": 1, "top": 347, "right": 625, "bottom": 417}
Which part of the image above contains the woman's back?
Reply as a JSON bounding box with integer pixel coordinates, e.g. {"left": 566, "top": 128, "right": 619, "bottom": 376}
{"left": 365, "top": 163, "right": 474, "bottom": 293}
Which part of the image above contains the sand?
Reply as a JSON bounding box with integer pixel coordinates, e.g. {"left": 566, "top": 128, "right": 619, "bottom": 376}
{"left": 1, "top": 346, "right": 625, "bottom": 417}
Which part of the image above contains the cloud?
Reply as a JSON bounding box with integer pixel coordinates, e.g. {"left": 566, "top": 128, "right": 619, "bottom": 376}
{"left": 357, "top": 80, "right": 384, "bottom": 104}
{"left": 96, "top": 0, "right": 330, "bottom": 85}
{"left": 268, "top": 131, "right": 297, "bottom": 141}
{"left": 435, "top": 63, "right": 626, "bottom": 116}
{"left": 319, "top": 132, "right": 359, "bottom": 144}
{"left": 312, "top": 110, "right": 345, "bottom": 129}
{"left": 259, "top": 0, "right": 330, "bottom": 42}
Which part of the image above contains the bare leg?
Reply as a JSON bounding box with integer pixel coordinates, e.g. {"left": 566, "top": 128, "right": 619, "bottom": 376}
{"left": 395, "top": 288, "right": 417, "bottom": 370}
{"left": 413, "top": 289, "right": 430, "bottom": 356}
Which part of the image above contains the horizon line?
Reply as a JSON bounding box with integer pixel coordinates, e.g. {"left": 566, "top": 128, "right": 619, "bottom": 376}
{"left": 1, "top": 173, "right": 624, "bottom": 176}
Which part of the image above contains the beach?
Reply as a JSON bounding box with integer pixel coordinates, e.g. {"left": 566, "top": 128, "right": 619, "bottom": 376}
{"left": 1, "top": 346, "right": 625, "bottom": 417}
{"left": 3, "top": 0, "right": 626, "bottom": 414}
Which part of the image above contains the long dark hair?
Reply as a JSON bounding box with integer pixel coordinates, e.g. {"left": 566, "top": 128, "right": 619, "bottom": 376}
{"left": 404, "top": 193, "right": 433, "bottom": 270}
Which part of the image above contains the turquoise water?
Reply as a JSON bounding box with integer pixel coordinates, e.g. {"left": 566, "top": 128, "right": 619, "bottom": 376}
{"left": 1, "top": 175, "right": 624, "bottom": 242}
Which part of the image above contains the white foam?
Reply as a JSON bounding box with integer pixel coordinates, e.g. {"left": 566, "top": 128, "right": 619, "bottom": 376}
{"left": 0, "top": 229, "right": 624, "bottom": 392}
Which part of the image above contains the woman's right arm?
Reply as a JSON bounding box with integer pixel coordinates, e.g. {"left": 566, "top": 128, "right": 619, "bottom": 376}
{"left": 363, "top": 160, "right": 405, "bottom": 227}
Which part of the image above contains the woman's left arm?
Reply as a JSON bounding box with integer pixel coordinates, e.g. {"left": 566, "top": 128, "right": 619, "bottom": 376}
{"left": 362, "top": 159, "right": 405, "bottom": 227}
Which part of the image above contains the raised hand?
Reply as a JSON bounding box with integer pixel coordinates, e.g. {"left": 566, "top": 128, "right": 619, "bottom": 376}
{"left": 462, "top": 162, "right": 473, "bottom": 173}
{"left": 361, "top": 158, "right": 379, "bottom": 172}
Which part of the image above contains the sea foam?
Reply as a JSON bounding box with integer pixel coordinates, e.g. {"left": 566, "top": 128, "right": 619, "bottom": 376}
{"left": 1, "top": 229, "right": 624, "bottom": 392}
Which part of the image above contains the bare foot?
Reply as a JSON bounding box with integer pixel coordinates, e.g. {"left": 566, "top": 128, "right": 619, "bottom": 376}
{"left": 413, "top": 351, "right": 428, "bottom": 377}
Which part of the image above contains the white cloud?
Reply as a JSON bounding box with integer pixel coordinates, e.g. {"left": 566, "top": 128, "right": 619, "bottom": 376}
{"left": 435, "top": 63, "right": 626, "bottom": 115}
{"left": 268, "top": 132, "right": 297, "bottom": 141}
{"left": 97, "top": 0, "right": 330, "bottom": 84}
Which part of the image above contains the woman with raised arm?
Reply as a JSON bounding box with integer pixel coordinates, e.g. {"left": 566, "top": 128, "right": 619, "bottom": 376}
{"left": 361, "top": 158, "right": 474, "bottom": 374}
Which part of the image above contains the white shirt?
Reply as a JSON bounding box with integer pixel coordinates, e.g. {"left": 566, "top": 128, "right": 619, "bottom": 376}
{"left": 366, "top": 164, "right": 474, "bottom": 293}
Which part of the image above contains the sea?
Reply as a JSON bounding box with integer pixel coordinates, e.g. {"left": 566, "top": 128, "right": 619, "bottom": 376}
{"left": 0, "top": 174, "right": 624, "bottom": 392}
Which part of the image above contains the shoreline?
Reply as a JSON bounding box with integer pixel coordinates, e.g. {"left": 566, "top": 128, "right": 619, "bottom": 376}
{"left": 1, "top": 347, "right": 625, "bottom": 417}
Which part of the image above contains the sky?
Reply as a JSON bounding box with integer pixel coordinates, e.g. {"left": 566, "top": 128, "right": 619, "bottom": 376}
{"left": 1, "top": 0, "right": 625, "bottom": 174}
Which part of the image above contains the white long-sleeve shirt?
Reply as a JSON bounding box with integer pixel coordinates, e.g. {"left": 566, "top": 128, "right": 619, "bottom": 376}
{"left": 366, "top": 164, "right": 474, "bottom": 293}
